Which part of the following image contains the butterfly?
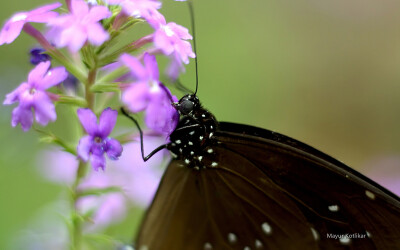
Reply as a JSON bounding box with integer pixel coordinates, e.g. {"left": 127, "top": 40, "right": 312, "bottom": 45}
{"left": 125, "top": 94, "right": 400, "bottom": 250}
{"left": 119, "top": 1, "right": 400, "bottom": 249}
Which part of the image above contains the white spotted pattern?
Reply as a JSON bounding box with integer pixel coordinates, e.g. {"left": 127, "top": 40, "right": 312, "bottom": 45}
{"left": 366, "top": 231, "right": 371, "bottom": 238}
{"left": 199, "top": 136, "right": 204, "bottom": 140}
{"left": 209, "top": 132, "right": 214, "bottom": 138}
{"left": 207, "top": 148, "right": 213, "bottom": 153}
{"left": 365, "top": 190, "right": 376, "bottom": 200}
{"left": 211, "top": 162, "right": 218, "bottom": 167}
{"left": 204, "top": 242, "right": 212, "bottom": 250}
{"left": 228, "top": 233, "right": 237, "bottom": 243}
{"left": 328, "top": 205, "right": 339, "bottom": 212}
{"left": 188, "top": 141, "right": 193, "bottom": 145}
{"left": 310, "top": 227, "right": 319, "bottom": 240}
{"left": 184, "top": 159, "right": 190, "bottom": 164}
{"left": 261, "top": 222, "right": 272, "bottom": 235}
{"left": 202, "top": 114, "right": 206, "bottom": 117}
{"left": 339, "top": 236, "right": 351, "bottom": 245}
{"left": 198, "top": 156, "right": 203, "bottom": 161}
{"left": 255, "top": 239, "right": 263, "bottom": 248}
{"left": 175, "top": 140, "right": 181, "bottom": 144}
{"left": 244, "top": 246, "right": 251, "bottom": 250}
{"left": 189, "top": 131, "right": 195, "bottom": 135}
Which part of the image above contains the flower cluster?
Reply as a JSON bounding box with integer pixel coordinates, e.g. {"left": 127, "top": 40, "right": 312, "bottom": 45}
{"left": 0, "top": 0, "right": 193, "bottom": 247}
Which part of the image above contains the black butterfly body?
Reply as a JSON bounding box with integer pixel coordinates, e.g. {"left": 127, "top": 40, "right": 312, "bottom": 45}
{"left": 135, "top": 94, "right": 400, "bottom": 250}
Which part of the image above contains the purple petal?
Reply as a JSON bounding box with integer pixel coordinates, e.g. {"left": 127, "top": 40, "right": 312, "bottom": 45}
{"left": 86, "top": 6, "right": 111, "bottom": 23}
{"left": 166, "top": 52, "right": 184, "bottom": 80}
{"left": 145, "top": 95, "right": 178, "bottom": 135}
{"left": 11, "top": 105, "right": 34, "bottom": 131}
{"left": 143, "top": 53, "right": 159, "bottom": 81}
{"left": 105, "top": 0, "right": 124, "bottom": 4}
{"left": 3, "top": 83, "right": 30, "bottom": 105}
{"left": 98, "top": 108, "right": 117, "bottom": 137}
{"left": 122, "top": 82, "right": 150, "bottom": 112}
{"left": 40, "top": 66, "right": 68, "bottom": 90}
{"left": 0, "top": 19, "right": 25, "bottom": 45}
{"left": 77, "top": 108, "right": 98, "bottom": 135}
{"left": 87, "top": 23, "right": 109, "bottom": 46}
{"left": 28, "top": 2, "right": 62, "bottom": 16}
{"left": 33, "top": 92, "right": 57, "bottom": 125}
{"left": 26, "top": 2, "right": 62, "bottom": 22}
{"left": 77, "top": 135, "right": 93, "bottom": 161}
{"left": 153, "top": 29, "right": 174, "bottom": 55}
{"left": 120, "top": 54, "right": 147, "bottom": 80}
{"left": 168, "top": 22, "right": 192, "bottom": 40}
{"left": 28, "top": 61, "right": 51, "bottom": 88}
{"left": 105, "top": 138, "right": 123, "bottom": 160}
{"left": 91, "top": 153, "right": 106, "bottom": 171}
{"left": 71, "top": 0, "right": 89, "bottom": 16}
{"left": 62, "top": 26, "right": 87, "bottom": 52}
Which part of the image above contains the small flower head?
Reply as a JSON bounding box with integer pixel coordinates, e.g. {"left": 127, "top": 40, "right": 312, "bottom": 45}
{"left": 150, "top": 16, "right": 195, "bottom": 79}
{"left": 0, "top": 3, "right": 61, "bottom": 45}
{"left": 106, "top": 0, "right": 162, "bottom": 24}
{"left": 30, "top": 47, "right": 52, "bottom": 65}
{"left": 77, "top": 107, "right": 123, "bottom": 171}
{"left": 48, "top": 0, "right": 111, "bottom": 52}
{"left": 120, "top": 53, "right": 179, "bottom": 134}
{"left": 3, "top": 61, "right": 68, "bottom": 131}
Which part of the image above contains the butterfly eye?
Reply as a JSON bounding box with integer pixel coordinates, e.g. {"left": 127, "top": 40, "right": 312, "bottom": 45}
{"left": 179, "top": 99, "right": 194, "bottom": 114}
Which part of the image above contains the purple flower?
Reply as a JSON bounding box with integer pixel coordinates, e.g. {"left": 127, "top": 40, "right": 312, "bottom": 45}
{"left": 48, "top": 0, "right": 111, "bottom": 52}
{"left": 106, "top": 0, "right": 163, "bottom": 25}
{"left": 0, "top": 2, "right": 61, "bottom": 45}
{"left": 120, "top": 53, "right": 179, "bottom": 135}
{"left": 3, "top": 61, "right": 68, "bottom": 131}
{"left": 77, "top": 107, "right": 123, "bottom": 171}
{"left": 150, "top": 16, "right": 195, "bottom": 79}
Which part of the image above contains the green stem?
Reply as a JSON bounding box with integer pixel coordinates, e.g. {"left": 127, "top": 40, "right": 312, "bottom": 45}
{"left": 70, "top": 160, "right": 87, "bottom": 250}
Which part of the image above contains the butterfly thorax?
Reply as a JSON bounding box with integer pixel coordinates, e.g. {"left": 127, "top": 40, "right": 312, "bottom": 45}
{"left": 168, "top": 94, "right": 219, "bottom": 169}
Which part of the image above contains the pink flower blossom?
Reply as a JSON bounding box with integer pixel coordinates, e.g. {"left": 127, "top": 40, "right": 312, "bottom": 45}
{"left": 48, "top": 0, "right": 111, "bottom": 52}
{"left": 120, "top": 53, "right": 179, "bottom": 135}
{"left": 0, "top": 2, "right": 61, "bottom": 45}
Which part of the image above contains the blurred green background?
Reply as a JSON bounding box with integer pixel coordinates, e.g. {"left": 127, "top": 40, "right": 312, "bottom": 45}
{"left": 1, "top": 0, "right": 400, "bottom": 248}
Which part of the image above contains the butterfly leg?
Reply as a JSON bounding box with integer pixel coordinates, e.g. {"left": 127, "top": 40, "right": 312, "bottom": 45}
{"left": 120, "top": 107, "right": 169, "bottom": 162}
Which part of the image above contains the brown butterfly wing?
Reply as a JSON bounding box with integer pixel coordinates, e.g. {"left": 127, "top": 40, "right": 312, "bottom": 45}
{"left": 136, "top": 122, "right": 400, "bottom": 249}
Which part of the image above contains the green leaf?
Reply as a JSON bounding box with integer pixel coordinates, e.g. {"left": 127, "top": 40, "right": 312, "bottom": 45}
{"left": 57, "top": 95, "right": 88, "bottom": 107}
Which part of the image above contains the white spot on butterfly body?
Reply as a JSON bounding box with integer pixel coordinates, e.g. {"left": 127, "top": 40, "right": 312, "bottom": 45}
{"left": 255, "top": 239, "right": 263, "bottom": 248}
{"left": 188, "top": 141, "right": 193, "bottom": 145}
{"left": 365, "top": 190, "right": 376, "bottom": 200}
{"left": 328, "top": 205, "right": 339, "bottom": 212}
{"left": 171, "top": 152, "right": 178, "bottom": 158}
{"left": 228, "top": 233, "right": 237, "bottom": 243}
{"left": 199, "top": 136, "right": 204, "bottom": 140}
{"left": 210, "top": 125, "right": 213, "bottom": 129}
{"left": 198, "top": 156, "right": 203, "bottom": 161}
{"left": 202, "top": 114, "right": 206, "bottom": 117}
{"left": 211, "top": 162, "right": 218, "bottom": 167}
{"left": 194, "top": 166, "right": 200, "bottom": 170}
{"left": 204, "top": 242, "right": 212, "bottom": 250}
{"left": 261, "top": 222, "right": 272, "bottom": 235}
{"left": 175, "top": 140, "right": 181, "bottom": 144}
{"left": 209, "top": 132, "right": 214, "bottom": 138}
{"left": 244, "top": 246, "right": 251, "bottom": 250}
{"left": 310, "top": 227, "right": 319, "bottom": 240}
{"left": 185, "top": 159, "right": 190, "bottom": 164}
{"left": 207, "top": 149, "right": 213, "bottom": 153}
{"left": 189, "top": 131, "right": 195, "bottom": 135}
{"left": 339, "top": 236, "right": 351, "bottom": 245}
{"left": 179, "top": 148, "right": 183, "bottom": 153}
{"left": 190, "top": 151, "right": 194, "bottom": 155}
{"left": 366, "top": 231, "right": 371, "bottom": 238}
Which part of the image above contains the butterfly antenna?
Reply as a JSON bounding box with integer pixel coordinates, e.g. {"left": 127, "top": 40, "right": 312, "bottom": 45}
{"left": 187, "top": 0, "right": 199, "bottom": 95}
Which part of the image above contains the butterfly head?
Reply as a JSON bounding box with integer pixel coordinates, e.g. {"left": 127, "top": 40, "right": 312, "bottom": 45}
{"left": 174, "top": 94, "right": 200, "bottom": 115}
